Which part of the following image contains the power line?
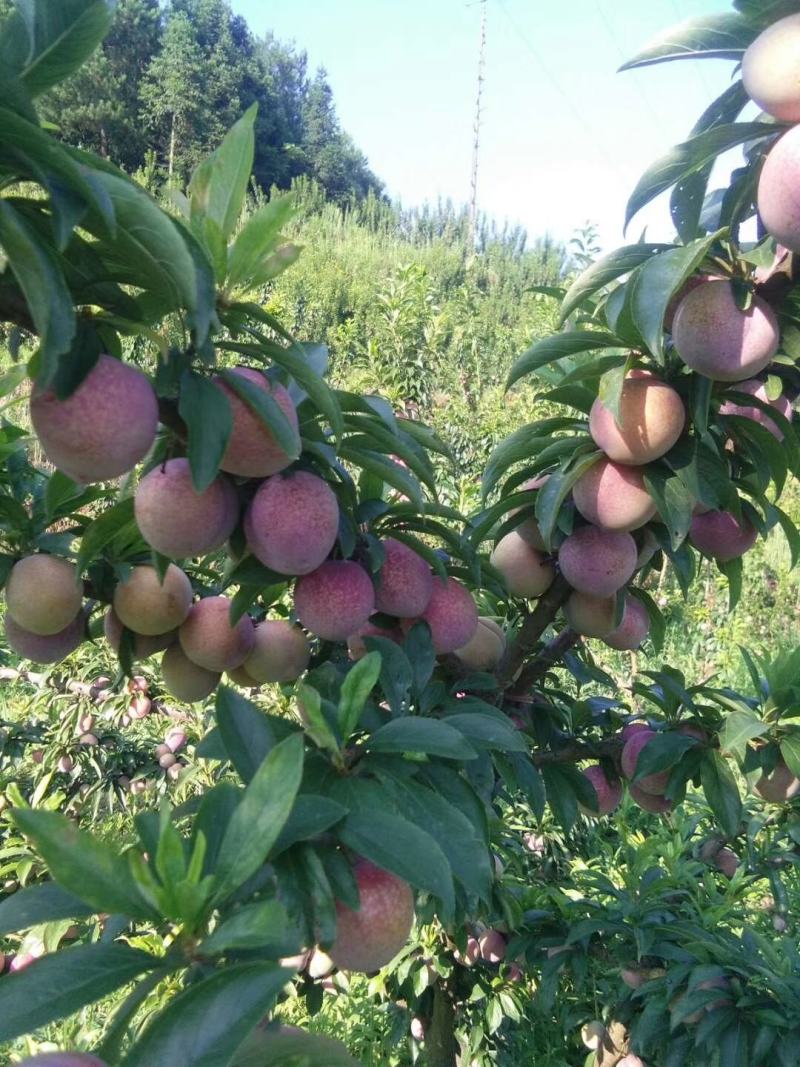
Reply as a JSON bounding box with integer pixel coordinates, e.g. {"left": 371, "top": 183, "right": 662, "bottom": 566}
{"left": 595, "top": 0, "right": 666, "bottom": 133}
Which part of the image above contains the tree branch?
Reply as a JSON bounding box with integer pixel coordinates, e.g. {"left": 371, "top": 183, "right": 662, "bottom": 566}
{"left": 531, "top": 737, "right": 622, "bottom": 767}
{"left": 510, "top": 627, "right": 580, "bottom": 697}
{"left": 495, "top": 574, "right": 572, "bottom": 690}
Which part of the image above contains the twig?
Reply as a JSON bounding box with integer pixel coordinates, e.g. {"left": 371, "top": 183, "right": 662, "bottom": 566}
{"left": 495, "top": 575, "right": 572, "bottom": 689}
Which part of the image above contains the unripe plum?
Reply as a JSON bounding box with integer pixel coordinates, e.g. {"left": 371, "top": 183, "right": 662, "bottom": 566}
{"left": 103, "top": 609, "right": 177, "bottom": 659}
{"left": 30, "top": 354, "right": 158, "bottom": 484}
{"left": 581, "top": 764, "right": 623, "bottom": 816}
{"left": 179, "top": 596, "right": 255, "bottom": 671}
{"left": 742, "top": 15, "right": 800, "bottom": 121}
{"left": 478, "top": 929, "right": 506, "bottom": 964}
{"left": 563, "top": 591, "right": 616, "bottom": 637}
{"left": 294, "top": 561, "right": 375, "bottom": 641}
{"left": 558, "top": 526, "right": 637, "bottom": 597}
{"left": 5, "top": 613, "right": 84, "bottom": 664}
{"left": 5, "top": 555, "right": 82, "bottom": 635}
{"left": 672, "top": 281, "right": 779, "bottom": 382}
{"left": 161, "top": 644, "right": 221, "bottom": 703}
{"left": 756, "top": 758, "right": 800, "bottom": 803}
{"left": 244, "top": 470, "right": 340, "bottom": 575}
{"left": 134, "top": 458, "right": 238, "bottom": 558}
{"left": 329, "top": 858, "right": 415, "bottom": 973}
{"left": 374, "top": 538, "right": 434, "bottom": 617}
{"left": 629, "top": 783, "right": 673, "bottom": 814}
{"left": 511, "top": 515, "right": 546, "bottom": 550}
{"left": 214, "top": 368, "right": 299, "bottom": 478}
{"left": 589, "top": 375, "right": 684, "bottom": 465}
{"left": 603, "top": 595, "right": 650, "bottom": 651}
{"left": 621, "top": 730, "right": 669, "bottom": 795}
{"left": 689, "top": 510, "right": 757, "bottom": 562}
{"left": 409, "top": 576, "right": 479, "bottom": 654}
{"left": 455, "top": 618, "right": 505, "bottom": 670}
{"left": 113, "top": 564, "right": 193, "bottom": 636}
{"left": 758, "top": 125, "right": 800, "bottom": 251}
{"left": 490, "top": 531, "right": 555, "bottom": 598}
{"left": 719, "top": 378, "right": 793, "bottom": 440}
{"left": 244, "top": 619, "right": 312, "bottom": 682}
{"left": 573, "top": 459, "right": 656, "bottom": 533}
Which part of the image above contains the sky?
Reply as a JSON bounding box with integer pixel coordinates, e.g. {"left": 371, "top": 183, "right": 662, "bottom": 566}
{"left": 232, "top": 0, "right": 747, "bottom": 252}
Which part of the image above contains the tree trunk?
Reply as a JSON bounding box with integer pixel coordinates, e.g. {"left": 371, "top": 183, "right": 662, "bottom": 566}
{"left": 424, "top": 981, "right": 458, "bottom": 1067}
{"left": 168, "top": 114, "right": 176, "bottom": 181}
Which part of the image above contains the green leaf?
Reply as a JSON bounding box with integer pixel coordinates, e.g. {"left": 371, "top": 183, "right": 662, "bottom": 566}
{"left": 201, "top": 900, "right": 288, "bottom": 955}
{"left": 363, "top": 636, "right": 413, "bottom": 715}
{"left": 232, "top": 1027, "right": 358, "bottom": 1067}
{"left": 211, "top": 733, "right": 304, "bottom": 903}
{"left": 0, "top": 200, "right": 75, "bottom": 382}
{"left": 480, "top": 417, "right": 585, "bottom": 500}
{"left": 339, "top": 445, "right": 424, "bottom": 509}
{"left": 227, "top": 194, "right": 295, "bottom": 290}
{"left": 506, "top": 331, "right": 623, "bottom": 390}
{"left": 633, "top": 733, "right": 698, "bottom": 781}
{"left": 718, "top": 709, "right": 769, "bottom": 761}
{"left": 0, "top": 881, "right": 93, "bottom": 936}
{"left": 368, "top": 717, "right": 478, "bottom": 759}
{"left": 189, "top": 104, "right": 257, "bottom": 242}
{"left": 597, "top": 363, "right": 629, "bottom": 421}
{"left": 700, "top": 751, "right": 742, "bottom": 838}
{"left": 178, "top": 372, "right": 233, "bottom": 494}
{"left": 272, "top": 795, "right": 349, "bottom": 855}
{"left": 338, "top": 652, "right": 381, "bottom": 742}
{"left": 560, "top": 244, "right": 672, "bottom": 322}
{"left": 626, "top": 124, "right": 778, "bottom": 229}
{"left": 218, "top": 368, "right": 301, "bottom": 462}
{"left": 215, "top": 686, "right": 276, "bottom": 783}
{"left": 443, "top": 713, "right": 527, "bottom": 752}
{"left": 535, "top": 452, "right": 601, "bottom": 549}
{"left": 8, "top": 0, "right": 115, "bottom": 96}
{"left": 619, "top": 14, "right": 756, "bottom": 70}
{"left": 76, "top": 496, "right": 136, "bottom": 573}
{"left": 780, "top": 735, "right": 800, "bottom": 780}
{"left": 12, "top": 809, "right": 155, "bottom": 919}
{"left": 541, "top": 765, "right": 579, "bottom": 831}
{"left": 296, "top": 682, "right": 341, "bottom": 757}
{"left": 0, "top": 942, "right": 161, "bottom": 1043}
{"left": 121, "top": 963, "right": 290, "bottom": 1067}
{"left": 643, "top": 469, "right": 694, "bottom": 551}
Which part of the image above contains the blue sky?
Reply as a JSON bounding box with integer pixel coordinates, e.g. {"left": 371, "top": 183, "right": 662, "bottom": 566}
{"left": 232, "top": 0, "right": 744, "bottom": 250}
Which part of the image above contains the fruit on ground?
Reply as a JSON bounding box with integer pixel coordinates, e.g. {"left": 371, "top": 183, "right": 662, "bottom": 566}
{"left": 5, "top": 555, "right": 82, "bottom": 635}
{"left": 103, "top": 609, "right": 176, "bottom": 659}
{"left": 581, "top": 1021, "right": 607, "bottom": 1050}
{"left": 563, "top": 591, "right": 616, "bottom": 637}
{"left": 478, "top": 929, "right": 506, "bottom": 963}
{"left": 134, "top": 458, "right": 238, "bottom": 558}
{"left": 572, "top": 458, "right": 656, "bottom": 532}
{"left": 16, "top": 1056, "right": 108, "bottom": 1066}
{"left": 329, "top": 858, "right": 415, "bottom": 972}
{"left": 240, "top": 619, "right": 311, "bottom": 682}
{"left": 713, "top": 847, "right": 739, "bottom": 879}
{"left": 113, "top": 564, "right": 193, "bottom": 636}
{"left": 409, "top": 576, "right": 479, "bottom": 654}
{"left": 161, "top": 644, "right": 221, "bottom": 703}
{"left": 347, "top": 620, "right": 402, "bottom": 661}
{"left": 759, "top": 125, "right": 800, "bottom": 251}
{"left": 178, "top": 596, "right": 255, "bottom": 671}
{"left": 742, "top": 15, "right": 800, "bottom": 121}
{"left": 719, "top": 378, "right": 793, "bottom": 440}
{"left": 672, "top": 280, "right": 779, "bottom": 381}
{"left": 244, "top": 470, "right": 340, "bottom": 575}
{"left": 5, "top": 613, "right": 84, "bottom": 664}
{"left": 621, "top": 730, "right": 670, "bottom": 795}
{"left": 214, "top": 368, "right": 299, "bottom": 478}
{"left": 455, "top": 617, "right": 505, "bottom": 670}
{"left": 581, "top": 765, "right": 623, "bottom": 815}
{"left": 755, "top": 758, "right": 800, "bottom": 802}
{"left": 558, "top": 526, "right": 637, "bottom": 597}
{"left": 589, "top": 375, "right": 684, "bottom": 465}
{"left": 294, "top": 561, "right": 375, "bottom": 641}
{"left": 373, "top": 538, "right": 433, "bottom": 617}
{"left": 629, "top": 783, "right": 673, "bottom": 814}
{"left": 689, "top": 510, "right": 757, "bottom": 562}
{"left": 490, "top": 531, "right": 555, "bottom": 598}
{"left": 29, "top": 355, "right": 159, "bottom": 484}
{"left": 603, "top": 595, "right": 650, "bottom": 651}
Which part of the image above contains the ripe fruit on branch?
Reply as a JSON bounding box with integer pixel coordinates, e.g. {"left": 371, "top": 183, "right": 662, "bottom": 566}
{"left": 603, "top": 595, "right": 650, "bottom": 651}
{"left": 572, "top": 458, "right": 656, "bottom": 533}
{"left": 490, "top": 531, "right": 555, "bottom": 598}
{"left": 5, "top": 613, "right": 84, "bottom": 664}
{"left": 214, "top": 368, "right": 299, "bottom": 478}
{"left": 621, "top": 730, "right": 670, "bottom": 796}
{"left": 719, "top": 379, "right": 793, "bottom": 441}
{"left": 455, "top": 617, "right": 506, "bottom": 670}
{"left": 713, "top": 847, "right": 739, "bottom": 879}
{"left": 244, "top": 470, "right": 340, "bottom": 575}
{"left": 758, "top": 125, "right": 800, "bottom": 252}
{"left": 113, "top": 564, "right": 193, "bottom": 636}
{"left": 347, "top": 620, "right": 401, "bottom": 661}
{"left": 581, "top": 765, "right": 623, "bottom": 815}
{"left": 103, "top": 609, "right": 176, "bottom": 659}
{"left": 329, "top": 858, "right": 415, "bottom": 973}
{"left": 178, "top": 596, "right": 255, "bottom": 672}
{"left": 563, "top": 591, "right": 616, "bottom": 637}
{"left": 134, "top": 458, "right": 238, "bottom": 559}
{"left": 621, "top": 721, "right": 650, "bottom": 742}
{"left": 558, "top": 526, "right": 637, "bottom": 598}
{"left": 294, "top": 561, "right": 375, "bottom": 641}
{"left": 478, "top": 929, "right": 506, "bottom": 963}
{"left": 29, "top": 355, "right": 158, "bottom": 484}
{"left": 161, "top": 644, "right": 221, "bottom": 702}
{"left": 742, "top": 15, "right": 800, "bottom": 121}
{"left": 589, "top": 374, "right": 684, "bottom": 465}
{"left": 407, "top": 576, "right": 479, "bottom": 654}
{"left": 239, "top": 620, "right": 311, "bottom": 683}
{"left": 629, "top": 783, "right": 673, "bottom": 814}
{"left": 454, "top": 936, "right": 481, "bottom": 966}
{"left": 689, "top": 510, "right": 757, "bottom": 562}
{"left": 5, "top": 555, "right": 82, "bottom": 635}
{"left": 755, "top": 758, "right": 800, "bottom": 803}
{"left": 672, "top": 280, "right": 779, "bottom": 382}
{"left": 581, "top": 1020, "right": 607, "bottom": 1050}
{"left": 373, "top": 538, "right": 433, "bottom": 617}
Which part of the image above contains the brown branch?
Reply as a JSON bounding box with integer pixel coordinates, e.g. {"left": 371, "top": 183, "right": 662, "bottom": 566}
{"left": 510, "top": 627, "right": 580, "bottom": 697}
{"left": 531, "top": 737, "right": 623, "bottom": 767}
{"left": 495, "top": 574, "right": 572, "bottom": 690}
